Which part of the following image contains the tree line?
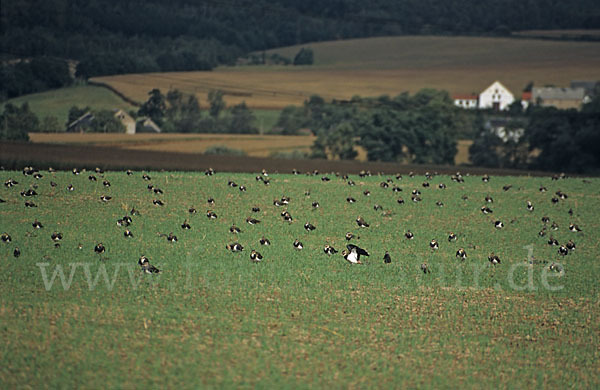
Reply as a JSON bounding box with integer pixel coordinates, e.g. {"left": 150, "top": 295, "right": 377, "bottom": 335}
{"left": 2, "top": 0, "right": 598, "bottom": 85}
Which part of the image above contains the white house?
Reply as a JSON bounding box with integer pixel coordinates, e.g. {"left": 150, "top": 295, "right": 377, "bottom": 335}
{"left": 113, "top": 109, "right": 136, "bottom": 134}
{"left": 478, "top": 81, "right": 514, "bottom": 111}
{"left": 453, "top": 94, "right": 479, "bottom": 109}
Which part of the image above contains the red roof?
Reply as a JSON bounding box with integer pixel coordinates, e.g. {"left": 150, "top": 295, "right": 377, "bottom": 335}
{"left": 522, "top": 91, "right": 532, "bottom": 100}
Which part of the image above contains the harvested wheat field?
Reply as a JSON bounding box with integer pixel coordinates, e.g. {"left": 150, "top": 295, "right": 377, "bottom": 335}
{"left": 92, "top": 36, "right": 600, "bottom": 109}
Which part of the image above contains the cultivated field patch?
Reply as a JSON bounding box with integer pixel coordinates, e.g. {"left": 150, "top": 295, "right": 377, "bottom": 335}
{"left": 1, "top": 168, "right": 598, "bottom": 387}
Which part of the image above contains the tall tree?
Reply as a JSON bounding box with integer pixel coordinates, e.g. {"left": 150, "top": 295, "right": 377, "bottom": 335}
{"left": 138, "top": 89, "right": 166, "bottom": 126}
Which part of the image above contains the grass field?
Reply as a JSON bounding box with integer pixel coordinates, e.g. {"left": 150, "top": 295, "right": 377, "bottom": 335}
{"left": 2, "top": 85, "right": 137, "bottom": 123}
{"left": 92, "top": 36, "right": 600, "bottom": 109}
{"left": 1, "top": 169, "right": 598, "bottom": 387}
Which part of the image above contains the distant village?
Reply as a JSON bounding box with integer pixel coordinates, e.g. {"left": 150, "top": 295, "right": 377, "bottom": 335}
{"left": 453, "top": 80, "right": 596, "bottom": 111}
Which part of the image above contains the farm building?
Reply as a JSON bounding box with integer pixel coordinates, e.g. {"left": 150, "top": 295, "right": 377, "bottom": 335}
{"left": 452, "top": 94, "right": 478, "bottom": 109}
{"left": 478, "top": 81, "right": 514, "bottom": 111}
{"left": 113, "top": 109, "right": 136, "bottom": 134}
{"left": 136, "top": 118, "right": 161, "bottom": 133}
{"left": 66, "top": 112, "right": 94, "bottom": 132}
{"left": 523, "top": 87, "right": 589, "bottom": 110}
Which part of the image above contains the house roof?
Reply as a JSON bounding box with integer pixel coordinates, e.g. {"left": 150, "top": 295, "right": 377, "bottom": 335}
{"left": 522, "top": 91, "right": 532, "bottom": 101}
{"left": 452, "top": 94, "right": 478, "bottom": 100}
{"left": 533, "top": 87, "right": 585, "bottom": 100}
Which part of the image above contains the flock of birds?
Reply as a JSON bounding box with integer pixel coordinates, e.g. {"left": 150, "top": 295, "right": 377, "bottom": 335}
{"left": 1, "top": 166, "right": 585, "bottom": 276}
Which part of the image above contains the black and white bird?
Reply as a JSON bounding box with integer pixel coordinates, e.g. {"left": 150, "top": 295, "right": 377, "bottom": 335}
{"left": 448, "top": 232, "right": 457, "bottom": 242}
{"left": 421, "top": 263, "right": 430, "bottom": 274}
{"left": 188, "top": 207, "right": 197, "bottom": 214}
{"left": 13, "top": 247, "right": 20, "bottom": 258}
{"left": 103, "top": 180, "right": 111, "bottom": 187}
{"left": 566, "top": 240, "right": 576, "bottom": 251}
{"left": 429, "top": 239, "right": 439, "bottom": 250}
{"left": 246, "top": 217, "right": 260, "bottom": 225}
{"left": 124, "top": 229, "right": 133, "bottom": 238}
{"left": 456, "top": 248, "right": 467, "bottom": 260}
{"left": 323, "top": 244, "right": 338, "bottom": 255}
{"left": 293, "top": 239, "right": 303, "bottom": 250}
{"left": 229, "top": 225, "right": 241, "bottom": 234}
{"left": 94, "top": 243, "right": 105, "bottom": 254}
{"left": 250, "top": 250, "right": 263, "bottom": 262}
{"left": 356, "top": 216, "right": 369, "bottom": 228}
{"left": 153, "top": 199, "right": 164, "bottom": 206}
{"left": 139, "top": 256, "right": 160, "bottom": 273}
{"left": 260, "top": 236, "right": 271, "bottom": 246}
{"left": 494, "top": 220, "right": 504, "bottom": 229}
{"left": 383, "top": 251, "right": 391, "bottom": 264}
{"left": 252, "top": 206, "right": 260, "bottom": 213}
{"left": 569, "top": 223, "right": 582, "bottom": 232}
{"left": 405, "top": 231, "right": 414, "bottom": 240}
{"left": 481, "top": 206, "right": 493, "bottom": 214}
{"left": 526, "top": 201, "right": 534, "bottom": 212}
{"left": 226, "top": 242, "right": 244, "bottom": 252}
{"left": 346, "top": 197, "right": 356, "bottom": 203}
{"left": 1, "top": 233, "right": 11, "bottom": 243}
{"left": 181, "top": 220, "right": 191, "bottom": 230}
{"left": 541, "top": 216, "right": 550, "bottom": 224}
{"left": 397, "top": 198, "right": 405, "bottom": 204}
{"left": 51, "top": 232, "right": 63, "bottom": 242}
{"left": 342, "top": 244, "right": 369, "bottom": 264}
{"left": 32, "top": 220, "right": 43, "bottom": 229}
{"left": 25, "top": 200, "right": 37, "bottom": 208}
{"left": 548, "top": 237, "right": 559, "bottom": 246}
{"left": 558, "top": 245, "right": 569, "bottom": 256}
{"left": 100, "top": 195, "right": 112, "bottom": 202}
{"left": 304, "top": 222, "right": 316, "bottom": 232}
{"left": 345, "top": 232, "right": 355, "bottom": 241}
{"left": 488, "top": 253, "right": 501, "bottom": 264}
{"left": 206, "top": 210, "right": 217, "bottom": 219}
{"left": 485, "top": 196, "right": 493, "bottom": 203}
{"left": 312, "top": 202, "right": 320, "bottom": 209}
{"left": 167, "top": 233, "right": 178, "bottom": 243}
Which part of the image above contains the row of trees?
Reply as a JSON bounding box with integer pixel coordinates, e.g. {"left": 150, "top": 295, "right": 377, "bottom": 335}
{"left": 275, "top": 90, "right": 471, "bottom": 164}
{"left": 137, "top": 89, "right": 258, "bottom": 134}
{"left": 3, "top": 0, "right": 598, "bottom": 83}
{"left": 0, "top": 57, "right": 73, "bottom": 100}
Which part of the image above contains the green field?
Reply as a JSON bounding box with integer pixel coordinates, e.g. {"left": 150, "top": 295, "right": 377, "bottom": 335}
{"left": 1, "top": 169, "right": 599, "bottom": 388}
{"left": 2, "top": 85, "right": 137, "bottom": 124}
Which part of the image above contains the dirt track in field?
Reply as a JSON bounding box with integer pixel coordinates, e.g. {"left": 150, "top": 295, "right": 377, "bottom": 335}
{"left": 1, "top": 141, "right": 555, "bottom": 176}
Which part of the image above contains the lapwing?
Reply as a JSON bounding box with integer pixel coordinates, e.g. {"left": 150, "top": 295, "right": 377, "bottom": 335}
{"left": 541, "top": 216, "right": 550, "bottom": 224}
{"left": 239, "top": 185, "right": 247, "bottom": 192}
{"left": 142, "top": 174, "right": 151, "bottom": 181}
{"left": 456, "top": 248, "right": 467, "bottom": 260}
{"left": 94, "top": 167, "right": 103, "bottom": 174}
{"left": 548, "top": 237, "right": 559, "bottom": 246}
{"left": 126, "top": 169, "right": 133, "bottom": 176}
{"left": 363, "top": 190, "right": 371, "bottom": 196}
{"left": 246, "top": 217, "right": 260, "bottom": 225}
{"left": 94, "top": 243, "right": 105, "bottom": 254}
{"left": 526, "top": 201, "right": 534, "bottom": 212}
{"left": 227, "top": 180, "right": 238, "bottom": 188}
{"left": 89, "top": 175, "right": 97, "bottom": 182}
{"left": 569, "top": 223, "right": 582, "bottom": 232}
{"left": 153, "top": 188, "right": 163, "bottom": 195}
{"left": 348, "top": 180, "right": 355, "bottom": 186}
{"left": 436, "top": 201, "right": 444, "bottom": 207}
{"left": 21, "top": 189, "right": 37, "bottom": 197}
{"left": 345, "top": 232, "right": 355, "bottom": 241}
{"left": 405, "top": 231, "right": 414, "bottom": 240}
{"left": 397, "top": 198, "right": 405, "bottom": 204}
{"left": 147, "top": 184, "right": 154, "bottom": 191}
{"left": 380, "top": 182, "right": 389, "bottom": 188}
{"left": 356, "top": 216, "right": 369, "bottom": 228}
{"left": 252, "top": 206, "right": 260, "bottom": 213}
{"left": 503, "top": 185, "right": 512, "bottom": 191}
{"left": 421, "top": 263, "right": 430, "bottom": 273}
{"left": 373, "top": 204, "right": 382, "bottom": 211}
{"left": 250, "top": 250, "right": 263, "bottom": 262}
{"left": 72, "top": 168, "right": 80, "bottom": 175}
{"left": 0, "top": 198, "right": 5, "bottom": 203}
{"left": 100, "top": 195, "right": 112, "bottom": 202}
{"left": 167, "top": 233, "right": 177, "bottom": 243}
{"left": 422, "top": 181, "right": 430, "bottom": 188}
{"left": 205, "top": 168, "right": 215, "bottom": 176}
{"left": 130, "top": 207, "right": 140, "bottom": 216}
{"left": 481, "top": 206, "right": 493, "bottom": 214}
{"left": 539, "top": 186, "right": 547, "bottom": 192}
{"left": 482, "top": 174, "right": 490, "bottom": 182}
{"left": 566, "top": 240, "right": 576, "bottom": 251}
{"left": 188, "top": 207, "right": 197, "bottom": 214}
{"left": 551, "top": 197, "right": 559, "bottom": 204}
{"left": 206, "top": 210, "right": 217, "bottom": 219}
{"left": 13, "top": 247, "right": 20, "bottom": 258}
{"left": 494, "top": 220, "right": 504, "bottom": 229}
{"left": 208, "top": 198, "right": 215, "bottom": 205}
{"left": 230, "top": 225, "right": 241, "bottom": 234}
{"left": 181, "top": 220, "right": 191, "bottom": 230}
{"left": 124, "top": 229, "right": 133, "bottom": 238}
{"left": 260, "top": 236, "right": 271, "bottom": 246}
{"left": 281, "top": 211, "right": 293, "bottom": 222}
{"left": 153, "top": 199, "right": 164, "bottom": 206}
{"left": 538, "top": 229, "right": 546, "bottom": 237}
{"left": 1, "top": 233, "right": 11, "bottom": 243}
{"left": 568, "top": 208, "right": 573, "bottom": 216}
{"left": 273, "top": 199, "right": 286, "bottom": 207}
{"left": 312, "top": 202, "right": 320, "bottom": 209}
{"left": 324, "top": 245, "right": 338, "bottom": 255}
{"left": 485, "top": 196, "right": 493, "bottom": 203}
{"left": 429, "top": 239, "right": 439, "bottom": 250}
{"left": 32, "top": 220, "right": 43, "bottom": 229}
{"left": 25, "top": 200, "right": 37, "bottom": 208}
{"left": 321, "top": 176, "right": 330, "bottom": 182}
{"left": 548, "top": 262, "right": 564, "bottom": 274}
{"left": 292, "top": 169, "right": 299, "bottom": 175}
{"left": 412, "top": 189, "right": 421, "bottom": 196}
{"left": 342, "top": 244, "right": 369, "bottom": 264}
{"left": 304, "top": 222, "right": 316, "bottom": 232}
{"left": 103, "top": 180, "right": 111, "bottom": 187}
{"left": 383, "top": 251, "right": 391, "bottom": 264}
{"left": 438, "top": 183, "right": 447, "bottom": 189}
{"left": 51, "top": 232, "right": 62, "bottom": 242}
{"left": 411, "top": 195, "right": 422, "bottom": 202}
{"left": 4, "top": 178, "right": 18, "bottom": 188}
{"left": 116, "top": 218, "right": 130, "bottom": 227}
{"left": 226, "top": 242, "right": 244, "bottom": 252}
{"left": 448, "top": 232, "right": 457, "bottom": 242}
{"left": 293, "top": 239, "right": 303, "bottom": 250}
{"left": 139, "top": 256, "right": 160, "bottom": 273}
{"left": 488, "top": 253, "right": 501, "bottom": 264}
{"left": 67, "top": 184, "right": 74, "bottom": 192}
{"left": 558, "top": 245, "right": 569, "bottom": 256}
{"left": 551, "top": 222, "right": 559, "bottom": 230}
{"left": 346, "top": 197, "right": 356, "bottom": 203}
{"left": 557, "top": 191, "right": 568, "bottom": 200}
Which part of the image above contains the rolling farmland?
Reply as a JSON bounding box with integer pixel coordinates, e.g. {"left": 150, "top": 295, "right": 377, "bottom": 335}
{"left": 92, "top": 36, "right": 600, "bottom": 110}
{"left": 0, "top": 168, "right": 599, "bottom": 387}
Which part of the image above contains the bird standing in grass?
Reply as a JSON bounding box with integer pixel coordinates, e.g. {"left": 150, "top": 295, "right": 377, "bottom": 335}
{"left": 323, "top": 245, "right": 338, "bottom": 255}
{"left": 139, "top": 256, "right": 160, "bottom": 273}
{"left": 250, "top": 250, "right": 263, "bottom": 263}
{"left": 383, "top": 251, "right": 391, "bottom": 264}
{"left": 342, "top": 244, "right": 369, "bottom": 264}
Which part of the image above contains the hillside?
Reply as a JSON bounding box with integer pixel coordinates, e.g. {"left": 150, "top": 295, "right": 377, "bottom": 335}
{"left": 92, "top": 36, "right": 600, "bottom": 109}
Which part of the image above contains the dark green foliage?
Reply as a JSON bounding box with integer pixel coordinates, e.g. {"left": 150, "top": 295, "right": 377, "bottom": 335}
{"left": 226, "top": 102, "right": 259, "bottom": 134}
{"left": 274, "top": 106, "right": 307, "bottom": 135}
{"left": 0, "top": 103, "right": 36, "bottom": 141}
{"left": 293, "top": 48, "right": 314, "bottom": 65}
{"left": 0, "top": 57, "right": 72, "bottom": 99}
{"left": 138, "top": 89, "right": 166, "bottom": 126}
{"left": 208, "top": 90, "right": 226, "bottom": 119}
{"left": 67, "top": 105, "right": 91, "bottom": 126}
{"left": 162, "top": 90, "right": 203, "bottom": 133}
{"left": 89, "top": 110, "right": 126, "bottom": 133}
